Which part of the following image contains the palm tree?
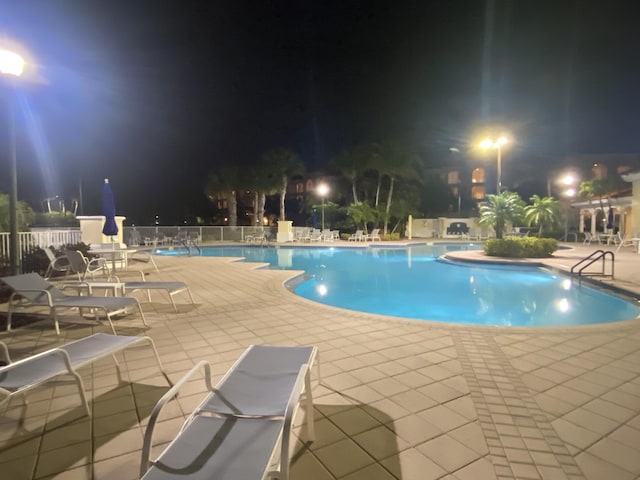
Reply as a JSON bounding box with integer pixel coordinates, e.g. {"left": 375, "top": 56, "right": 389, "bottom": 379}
{"left": 261, "top": 147, "right": 305, "bottom": 221}
{"left": 346, "top": 201, "right": 378, "bottom": 232}
{"left": 524, "top": 195, "right": 561, "bottom": 236}
{"left": 479, "top": 191, "right": 525, "bottom": 239}
{"left": 371, "top": 143, "right": 417, "bottom": 234}
{"left": 204, "top": 166, "right": 240, "bottom": 226}
{"left": 329, "top": 145, "right": 371, "bottom": 204}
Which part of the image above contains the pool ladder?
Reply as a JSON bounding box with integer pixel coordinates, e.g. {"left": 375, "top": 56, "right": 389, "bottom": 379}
{"left": 570, "top": 250, "right": 615, "bottom": 279}
{"left": 179, "top": 238, "right": 201, "bottom": 256}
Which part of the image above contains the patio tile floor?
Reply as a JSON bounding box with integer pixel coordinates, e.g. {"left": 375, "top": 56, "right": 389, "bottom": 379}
{"left": 1, "top": 241, "right": 640, "bottom": 479}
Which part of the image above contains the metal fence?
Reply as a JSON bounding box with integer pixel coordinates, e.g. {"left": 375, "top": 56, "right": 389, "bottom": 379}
{"left": 0, "top": 226, "right": 282, "bottom": 260}
{"left": 122, "top": 226, "right": 278, "bottom": 245}
{"left": 0, "top": 229, "right": 82, "bottom": 260}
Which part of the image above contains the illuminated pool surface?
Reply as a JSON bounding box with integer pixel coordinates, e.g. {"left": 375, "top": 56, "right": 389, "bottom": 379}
{"left": 156, "top": 244, "right": 640, "bottom": 326}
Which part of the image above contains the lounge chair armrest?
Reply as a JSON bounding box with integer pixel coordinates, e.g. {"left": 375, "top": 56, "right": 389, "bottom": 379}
{"left": 1, "top": 346, "right": 75, "bottom": 376}
{"left": 280, "top": 365, "right": 308, "bottom": 480}
{"left": 9, "top": 288, "right": 55, "bottom": 306}
{"left": 140, "top": 361, "right": 213, "bottom": 478}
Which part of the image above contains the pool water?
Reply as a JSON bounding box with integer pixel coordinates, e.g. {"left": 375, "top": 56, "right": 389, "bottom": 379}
{"left": 156, "top": 245, "right": 640, "bottom": 327}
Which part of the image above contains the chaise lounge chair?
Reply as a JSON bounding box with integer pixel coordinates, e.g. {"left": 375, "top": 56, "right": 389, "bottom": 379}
{"left": 0, "top": 333, "right": 171, "bottom": 422}
{"left": 65, "top": 251, "right": 194, "bottom": 312}
{"left": 347, "top": 230, "right": 365, "bottom": 242}
{"left": 65, "top": 249, "right": 110, "bottom": 280}
{"left": 364, "top": 228, "right": 381, "bottom": 241}
{"left": 43, "top": 247, "right": 71, "bottom": 280}
{"left": 1, "top": 273, "right": 147, "bottom": 335}
{"left": 140, "top": 344, "right": 318, "bottom": 480}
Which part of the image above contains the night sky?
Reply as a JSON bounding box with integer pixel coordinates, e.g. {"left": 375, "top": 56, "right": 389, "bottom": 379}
{"left": 1, "top": 1, "right": 640, "bottom": 224}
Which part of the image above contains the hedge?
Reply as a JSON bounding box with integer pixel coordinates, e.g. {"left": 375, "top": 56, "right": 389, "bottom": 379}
{"left": 484, "top": 236, "right": 558, "bottom": 258}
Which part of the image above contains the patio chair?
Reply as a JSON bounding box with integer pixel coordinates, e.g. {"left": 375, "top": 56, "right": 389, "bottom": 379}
{"left": 615, "top": 232, "right": 636, "bottom": 252}
{"left": 82, "top": 271, "right": 195, "bottom": 313}
{"left": 1, "top": 273, "right": 147, "bottom": 335}
{"left": 140, "top": 344, "right": 318, "bottom": 480}
{"left": 583, "top": 232, "right": 593, "bottom": 245}
{"left": 0, "top": 333, "right": 171, "bottom": 422}
{"left": 347, "top": 230, "right": 365, "bottom": 242}
{"left": 43, "top": 247, "right": 71, "bottom": 280}
{"left": 65, "top": 249, "right": 110, "bottom": 280}
{"left": 365, "top": 228, "right": 381, "bottom": 241}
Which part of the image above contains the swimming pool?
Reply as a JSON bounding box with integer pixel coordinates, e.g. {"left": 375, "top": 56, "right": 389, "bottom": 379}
{"left": 156, "top": 245, "right": 640, "bottom": 327}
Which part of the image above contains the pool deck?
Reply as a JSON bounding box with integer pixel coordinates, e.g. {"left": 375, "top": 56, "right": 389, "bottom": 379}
{"left": 1, "top": 240, "right": 640, "bottom": 480}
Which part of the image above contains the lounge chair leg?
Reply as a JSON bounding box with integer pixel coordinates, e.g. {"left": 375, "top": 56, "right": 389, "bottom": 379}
{"left": 52, "top": 309, "right": 60, "bottom": 335}
{"left": 6, "top": 305, "right": 13, "bottom": 332}
{"left": 138, "top": 303, "right": 148, "bottom": 326}
{"left": 305, "top": 369, "right": 315, "bottom": 442}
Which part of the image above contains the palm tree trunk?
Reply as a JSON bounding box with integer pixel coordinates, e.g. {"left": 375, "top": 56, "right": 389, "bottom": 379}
{"left": 280, "top": 176, "right": 287, "bottom": 221}
{"left": 351, "top": 177, "right": 359, "bottom": 204}
{"left": 227, "top": 191, "right": 237, "bottom": 227}
{"left": 384, "top": 176, "right": 395, "bottom": 235}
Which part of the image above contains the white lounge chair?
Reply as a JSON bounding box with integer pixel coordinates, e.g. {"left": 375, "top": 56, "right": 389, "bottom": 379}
{"left": 0, "top": 333, "right": 170, "bottom": 422}
{"left": 43, "top": 247, "right": 71, "bottom": 280}
{"left": 65, "top": 249, "right": 110, "bottom": 280}
{"left": 365, "top": 228, "right": 381, "bottom": 241}
{"left": 1, "top": 273, "right": 147, "bottom": 335}
{"left": 615, "top": 232, "right": 636, "bottom": 252}
{"left": 140, "top": 344, "right": 318, "bottom": 480}
{"left": 348, "top": 230, "right": 365, "bottom": 242}
{"left": 64, "top": 250, "right": 194, "bottom": 312}
{"left": 121, "top": 272, "right": 194, "bottom": 312}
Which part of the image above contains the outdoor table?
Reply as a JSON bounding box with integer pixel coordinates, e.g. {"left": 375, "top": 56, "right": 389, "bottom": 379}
{"left": 89, "top": 247, "right": 139, "bottom": 273}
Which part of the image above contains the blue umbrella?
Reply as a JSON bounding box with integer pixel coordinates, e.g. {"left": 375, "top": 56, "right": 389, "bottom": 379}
{"left": 102, "top": 178, "right": 118, "bottom": 238}
{"left": 606, "top": 207, "right": 614, "bottom": 230}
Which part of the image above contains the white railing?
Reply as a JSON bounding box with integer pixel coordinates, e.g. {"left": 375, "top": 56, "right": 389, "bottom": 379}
{"left": 0, "top": 229, "right": 81, "bottom": 259}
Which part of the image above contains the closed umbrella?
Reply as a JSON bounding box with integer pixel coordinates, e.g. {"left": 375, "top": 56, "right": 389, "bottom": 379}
{"left": 102, "top": 178, "right": 118, "bottom": 240}
{"left": 606, "top": 207, "right": 614, "bottom": 230}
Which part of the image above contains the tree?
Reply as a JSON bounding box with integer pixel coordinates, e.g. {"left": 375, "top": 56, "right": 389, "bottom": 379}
{"left": 329, "top": 145, "right": 371, "bottom": 204}
{"left": 204, "top": 165, "right": 240, "bottom": 226}
{"left": 578, "top": 176, "right": 626, "bottom": 210}
{"left": 346, "top": 202, "right": 378, "bottom": 232}
{"left": 479, "top": 191, "right": 525, "bottom": 239}
{"left": 370, "top": 142, "right": 417, "bottom": 235}
{"left": 524, "top": 195, "right": 561, "bottom": 236}
{"left": 0, "top": 193, "right": 35, "bottom": 231}
{"left": 261, "top": 147, "right": 305, "bottom": 222}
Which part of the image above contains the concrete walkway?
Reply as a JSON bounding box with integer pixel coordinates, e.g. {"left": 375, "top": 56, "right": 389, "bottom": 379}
{"left": 0, "top": 241, "right": 639, "bottom": 480}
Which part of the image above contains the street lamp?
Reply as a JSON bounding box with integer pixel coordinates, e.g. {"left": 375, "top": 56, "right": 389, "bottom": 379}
{"left": 317, "top": 183, "right": 329, "bottom": 231}
{"left": 560, "top": 174, "right": 579, "bottom": 241}
{"left": 0, "top": 49, "right": 25, "bottom": 275}
{"left": 480, "top": 136, "right": 508, "bottom": 194}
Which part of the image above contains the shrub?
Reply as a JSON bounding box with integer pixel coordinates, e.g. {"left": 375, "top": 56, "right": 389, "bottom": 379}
{"left": 381, "top": 232, "right": 400, "bottom": 241}
{"left": 484, "top": 236, "right": 558, "bottom": 258}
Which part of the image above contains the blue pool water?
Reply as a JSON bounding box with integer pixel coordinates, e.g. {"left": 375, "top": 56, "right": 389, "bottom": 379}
{"left": 156, "top": 245, "right": 640, "bottom": 327}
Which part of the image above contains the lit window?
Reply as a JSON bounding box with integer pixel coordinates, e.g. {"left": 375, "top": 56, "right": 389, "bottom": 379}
{"left": 296, "top": 182, "right": 304, "bottom": 193}
{"left": 447, "top": 171, "right": 460, "bottom": 185}
{"left": 471, "top": 168, "right": 485, "bottom": 184}
{"left": 471, "top": 185, "right": 485, "bottom": 199}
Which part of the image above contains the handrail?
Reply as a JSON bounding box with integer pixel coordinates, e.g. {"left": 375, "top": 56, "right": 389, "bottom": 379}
{"left": 570, "top": 250, "right": 615, "bottom": 278}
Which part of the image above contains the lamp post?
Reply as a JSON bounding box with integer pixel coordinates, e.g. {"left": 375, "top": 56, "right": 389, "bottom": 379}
{"left": 1, "top": 49, "right": 25, "bottom": 275}
{"left": 480, "top": 136, "right": 508, "bottom": 194}
{"left": 560, "top": 174, "right": 578, "bottom": 242}
{"left": 317, "top": 183, "right": 329, "bottom": 231}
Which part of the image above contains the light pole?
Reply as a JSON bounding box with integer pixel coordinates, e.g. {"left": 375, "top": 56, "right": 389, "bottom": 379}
{"left": 560, "top": 174, "right": 578, "bottom": 241}
{"left": 1, "top": 49, "right": 25, "bottom": 275}
{"left": 480, "top": 136, "right": 508, "bottom": 194}
{"left": 317, "top": 183, "right": 329, "bottom": 231}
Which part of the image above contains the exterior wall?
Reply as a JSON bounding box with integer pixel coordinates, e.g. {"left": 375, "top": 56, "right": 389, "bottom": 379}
{"left": 409, "top": 217, "right": 487, "bottom": 238}
{"left": 77, "top": 216, "right": 126, "bottom": 245}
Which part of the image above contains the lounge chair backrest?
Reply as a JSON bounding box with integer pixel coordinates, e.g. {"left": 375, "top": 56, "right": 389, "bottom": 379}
{"left": 1, "top": 273, "right": 66, "bottom": 303}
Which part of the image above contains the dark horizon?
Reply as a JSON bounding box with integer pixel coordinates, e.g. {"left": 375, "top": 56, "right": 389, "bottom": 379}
{"left": 2, "top": 1, "right": 640, "bottom": 224}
